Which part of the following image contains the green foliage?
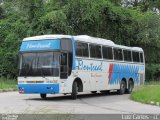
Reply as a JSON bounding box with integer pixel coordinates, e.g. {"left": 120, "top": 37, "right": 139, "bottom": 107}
{"left": 0, "top": 6, "right": 5, "bottom": 19}
{"left": 146, "top": 64, "right": 160, "bottom": 81}
{"left": 0, "top": 77, "right": 17, "bottom": 89}
{"left": 131, "top": 85, "right": 160, "bottom": 105}
{"left": 40, "top": 10, "right": 68, "bottom": 34}
{"left": 0, "top": 0, "right": 160, "bottom": 80}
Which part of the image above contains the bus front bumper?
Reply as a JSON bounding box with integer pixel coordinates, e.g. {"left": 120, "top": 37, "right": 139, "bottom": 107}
{"left": 18, "top": 84, "right": 59, "bottom": 94}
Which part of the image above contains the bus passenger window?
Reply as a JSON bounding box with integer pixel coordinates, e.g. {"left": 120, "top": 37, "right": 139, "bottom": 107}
{"left": 140, "top": 52, "right": 144, "bottom": 63}
{"left": 113, "top": 48, "right": 123, "bottom": 61}
{"left": 82, "top": 43, "right": 89, "bottom": 57}
{"left": 102, "top": 46, "right": 113, "bottom": 60}
{"left": 75, "top": 42, "right": 82, "bottom": 57}
{"left": 75, "top": 42, "right": 89, "bottom": 57}
{"left": 90, "top": 44, "right": 102, "bottom": 59}
{"left": 96, "top": 46, "right": 102, "bottom": 58}
{"left": 90, "top": 44, "right": 96, "bottom": 58}
{"left": 132, "top": 51, "right": 140, "bottom": 62}
{"left": 123, "top": 50, "right": 132, "bottom": 62}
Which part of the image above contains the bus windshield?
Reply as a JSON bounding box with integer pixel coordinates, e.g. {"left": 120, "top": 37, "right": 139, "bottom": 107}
{"left": 19, "top": 52, "right": 59, "bottom": 77}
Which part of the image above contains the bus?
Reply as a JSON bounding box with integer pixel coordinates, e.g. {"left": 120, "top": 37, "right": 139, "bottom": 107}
{"left": 18, "top": 35, "right": 145, "bottom": 100}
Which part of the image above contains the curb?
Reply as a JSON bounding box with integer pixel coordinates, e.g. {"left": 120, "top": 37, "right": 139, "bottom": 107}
{"left": 0, "top": 88, "right": 17, "bottom": 93}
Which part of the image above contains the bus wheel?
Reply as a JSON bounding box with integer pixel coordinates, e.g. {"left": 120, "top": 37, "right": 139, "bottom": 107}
{"left": 91, "top": 91, "right": 97, "bottom": 94}
{"left": 71, "top": 81, "right": 78, "bottom": 100}
{"left": 40, "top": 94, "right": 47, "bottom": 99}
{"left": 126, "top": 80, "right": 134, "bottom": 94}
{"left": 118, "top": 80, "right": 126, "bottom": 95}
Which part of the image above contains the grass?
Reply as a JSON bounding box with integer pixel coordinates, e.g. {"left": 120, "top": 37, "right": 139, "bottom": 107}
{"left": 0, "top": 78, "right": 17, "bottom": 89}
{"left": 130, "top": 81, "right": 160, "bottom": 106}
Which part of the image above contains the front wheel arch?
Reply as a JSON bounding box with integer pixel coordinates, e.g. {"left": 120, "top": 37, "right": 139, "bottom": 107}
{"left": 73, "top": 77, "right": 83, "bottom": 92}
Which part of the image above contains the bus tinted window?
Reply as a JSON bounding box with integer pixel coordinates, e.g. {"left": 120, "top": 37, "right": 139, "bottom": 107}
{"left": 113, "top": 48, "right": 123, "bottom": 61}
{"left": 96, "top": 45, "right": 102, "bottom": 58}
{"left": 102, "top": 46, "right": 113, "bottom": 60}
{"left": 90, "top": 45, "right": 96, "bottom": 58}
{"left": 90, "top": 44, "right": 102, "bottom": 59}
{"left": 123, "top": 50, "right": 132, "bottom": 62}
{"left": 133, "top": 51, "right": 140, "bottom": 62}
{"left": 61, "top": 38, "right": 72, "bottom": 52}
{"left": 75, "top": 42, "right": 89, "bottom": 57}
{"left": 140, "top": 52, "right": 144, "bottom": 63}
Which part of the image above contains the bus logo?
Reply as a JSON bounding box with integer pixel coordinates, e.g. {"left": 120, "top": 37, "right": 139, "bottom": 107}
{"left": 77, "top": 60, "right": 103, "bottom": 71}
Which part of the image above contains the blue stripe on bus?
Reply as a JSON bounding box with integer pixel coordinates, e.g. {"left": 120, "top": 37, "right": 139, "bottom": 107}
{"left": 20, "top": 39, "right": 60, "bottom": 51}
{"left": 18, "top": 84, "right": 59, "bottom": 94}
{"left": 109, "top": 64, "right": 140, "bottom": 85}
{"left": 72, "top": 36, "right": 76, "bottom": 70}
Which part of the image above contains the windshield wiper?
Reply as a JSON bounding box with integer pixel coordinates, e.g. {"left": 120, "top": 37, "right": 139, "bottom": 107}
{"left": 40, "top": 68, "right": 52, "bottom": 81}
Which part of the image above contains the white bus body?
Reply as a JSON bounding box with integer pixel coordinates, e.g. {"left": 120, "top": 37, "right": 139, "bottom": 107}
{"left": 18, "top": 35, "right": 145, "bottom": 99}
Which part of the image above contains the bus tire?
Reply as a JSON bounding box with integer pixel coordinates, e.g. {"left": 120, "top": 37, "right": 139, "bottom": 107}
{"left": 71, "top": 81, "right": 78, "bottom": 100}
{"left": 40, "top": 94, "right": 47, "bottom": 99}
{"left": 126, "top": 80, "right": 134, "bottom": 94}
{"left": 118, "top": 80, "right": 126, "bottom": 95}
{"left": 91, "top": 91, "right": 97, "bottom": 94}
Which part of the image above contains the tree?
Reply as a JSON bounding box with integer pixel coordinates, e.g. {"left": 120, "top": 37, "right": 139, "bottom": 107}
{"left": 0, "top": 0, "right": 160, "bottom": 80}
{"left": 0, "top": 6, "right": 5, "bottom": 19}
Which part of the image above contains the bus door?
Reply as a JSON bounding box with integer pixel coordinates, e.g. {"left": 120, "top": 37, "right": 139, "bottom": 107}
{"left": 60, "top": 52, "right": 68, "bottom": 79}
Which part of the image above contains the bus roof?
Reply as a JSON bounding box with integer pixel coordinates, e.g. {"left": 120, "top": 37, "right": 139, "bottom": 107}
{"left": 23, "top": 34, "right": 143, "bottom": 52}
{"left": 74, "top": 35, "right": 115, "bottom": 46}
{"left": 75, "top": 35, "right": 143, "bottom": 52}
{"left": 23, "top": 34, "right": 72, "bottom": 41}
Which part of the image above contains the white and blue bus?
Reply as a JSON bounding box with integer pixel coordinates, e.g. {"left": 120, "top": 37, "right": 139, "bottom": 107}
{"left": 18, "top": 35, "right": 145, "bottom": 99}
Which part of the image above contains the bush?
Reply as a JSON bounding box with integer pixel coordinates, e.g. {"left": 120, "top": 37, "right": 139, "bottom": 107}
{"left": 145, "top": 64, "right": 160, "bottom": 81}
{"left": 131, "top": 84, "right": 160, "bottom": 105}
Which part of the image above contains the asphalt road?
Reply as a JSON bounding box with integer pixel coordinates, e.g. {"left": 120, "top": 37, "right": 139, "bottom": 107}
{"left": 0, "top": 91, "right": 160, "bottom": 114}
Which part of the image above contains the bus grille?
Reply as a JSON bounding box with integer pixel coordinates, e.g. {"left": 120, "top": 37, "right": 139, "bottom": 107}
{"left": 27, "top": 81, "right": 44, "bottom": 83}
